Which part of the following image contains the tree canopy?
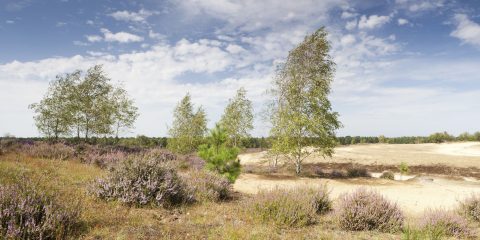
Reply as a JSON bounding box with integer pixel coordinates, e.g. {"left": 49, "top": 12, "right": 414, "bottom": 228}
{"left": 269, "top": 27, "right": 341, "bottom": 175}
{"left": 220, "top": 87, "right": 254, "bottom": 147}
{"left": 30, "top": 65, "right": 138, "bottom": 140}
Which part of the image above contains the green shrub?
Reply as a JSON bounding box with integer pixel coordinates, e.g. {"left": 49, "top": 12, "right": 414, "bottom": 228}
{"left": 91, "top": 158, "right": 194, "bottom": 208}
{"left": 337, "top": 188, "right": 404, "bottom": 233}
{"left": 198, "top": 124, "right": 241, "bottom": 182}
{"left": 398, "top": 162, "right": 409, "bottom": 175}
{"left": 0, "top": 182, "right": 82, "bottom": 239}
{"left": 249, "top": 186, "right": 331, "bottom": 227}
{"left": 182, "top": 170, "right": 231, "bottom": 202}
{"left": 380, "top": 171, "right": 395, "bottom": 180}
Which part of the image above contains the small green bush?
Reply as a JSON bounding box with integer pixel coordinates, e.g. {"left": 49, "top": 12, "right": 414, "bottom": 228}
{"left": 460, "top": 193, "right": 480, "bottom": 222}
{"left": 183, "top": 170, "right": 231, "bottom": 202}
{"left": 337, "top": 188, "right": 404, "bottom": 233}
{"left": 380, "top": 171, "right": 395, "bottom": 180}
{"left": 249, "top": 186, "right": 331, "bottom": 227}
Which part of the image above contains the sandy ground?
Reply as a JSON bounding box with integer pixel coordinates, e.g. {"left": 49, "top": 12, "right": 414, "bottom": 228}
{"left": 239, "top": 142, "right": 480, "bottom": 168}
{"left": 234, "top": 174, "right": 480, "bottom": 215}
{"left": 235, "top": 142, "right": 480, "bottom": 215}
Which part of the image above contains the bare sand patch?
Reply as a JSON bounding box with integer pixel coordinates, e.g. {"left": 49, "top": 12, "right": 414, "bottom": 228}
{"left": 239, "top": 142, "right": 480, "bottom": 168}
{"left": 234, "top": 173, "right": 480, "bottom": 215}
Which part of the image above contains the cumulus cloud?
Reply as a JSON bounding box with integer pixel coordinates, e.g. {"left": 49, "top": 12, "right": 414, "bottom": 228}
{"left": 100, "top": 28, "right": 144, "bottom": 43}
{"left": 395, "top": 0, "right": 445, "bottom": 12}
{"left": 86, "top": 35, "right": 102, "bottom": 42}
{"left": 109, "top": 9, "right": 155, "bottom": 22}
{"left": 358, "top": 15, "right": 391, "bottom": 30}
{"left": 450, "top": 14, "right": 480, "bottom": 48}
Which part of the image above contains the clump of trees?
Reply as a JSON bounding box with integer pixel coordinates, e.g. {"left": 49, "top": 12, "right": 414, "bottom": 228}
{"left": 167, "top": 93, "right": 207, "bottom": 154}
{"left": 30, "top": 65, "right": 138, "bottom": 141}
{"left": 268, "top": 27, "right": 341, "bottom": 175}
{"left": 219, "top": 87, "right": 254, "bottom": 147}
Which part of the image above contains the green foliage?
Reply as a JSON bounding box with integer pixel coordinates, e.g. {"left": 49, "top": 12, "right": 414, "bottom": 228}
{"left": 29, "top": 65, "right": 138, "bottom": 141}
{"left": 428, "top": 131, "right": 454, "bottom": 143}
{"left": 167, "top": 93, "right": 207, "bottom": 154}
{"left": 399, "top": 162, "right": 409, "bottom": 175}
{"left": 248, "top": 186, "right": 332, "bottom": 227}
{"left": 198, "top": 124, "right": 241, "bottom": 182}
{"left": 269, "top": 27, "right": 341, "bottom": 175}
{"left": 220, "top": 87, "right": 254, "bottom": 147}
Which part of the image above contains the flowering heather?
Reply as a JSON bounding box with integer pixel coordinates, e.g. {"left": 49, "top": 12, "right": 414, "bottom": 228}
{"left": 249, "top": 186, "right": 332, "bottom": 227}
{"left": 0, "top": 183, "right": 82, "bottom": 239}
{"left": 420, "top": 209, "right": 472, "bottom": 238}
{"left": 23, "top": 142, "right": 75, "bottom": 160}
{"left": 82, "top": 150, "right": 129, "bottom": 169}
{"left": 460, "top": 193, "right": 480, "bottom": 222}
{"left": 141, "top": 148, "right": 176, "bottom": 162}
{"left": 183, "top": 170, "right": 231, "bottom": 202}
{"left": 91, "top": 158, "right": 194, "bottom": 208}
{"left": 337, "top": 188, "right": 404, "bottom": 233}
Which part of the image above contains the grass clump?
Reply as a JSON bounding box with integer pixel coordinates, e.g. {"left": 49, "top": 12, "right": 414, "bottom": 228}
{"left": 91, "top": 157, "right": 194, "bottom": 208}
{"left": 420, "top": 209, "right": 472, "bottom": 238}
{"left": 183, "top": 170, "right": 231, "bottom": 202}
{"left": 249, "top": 186, "right": 332, "bottom": 227}
{"left": 0, "top": 181, "right": 82, "bottom": 239}
{"left": 380, "top": 171, "right": 395, "bottom": 180}
{"left": 337, "top": 188, "right": 404, "bottom": 233}
{"left": 460, "top": 193, "right": 480, "bottom": 222}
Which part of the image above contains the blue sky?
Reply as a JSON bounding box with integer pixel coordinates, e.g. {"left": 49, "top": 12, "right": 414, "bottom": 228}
{"left": 1, "top": 0, "right": 480, "bottom": 137}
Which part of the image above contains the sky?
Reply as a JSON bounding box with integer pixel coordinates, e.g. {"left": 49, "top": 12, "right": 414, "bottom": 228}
{"left": 1, "top": 0, "right": 480, "bottom": 138}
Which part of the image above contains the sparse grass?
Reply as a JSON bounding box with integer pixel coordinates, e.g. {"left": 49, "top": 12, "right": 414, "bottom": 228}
{"left": 420, "top": 209, "right": 473, "bottom": 239}
{"left": 460, "top": 193, "right": 480, "bottom": 222}
{"left": 247, "top": 186, "right": 332, "bottom": 227}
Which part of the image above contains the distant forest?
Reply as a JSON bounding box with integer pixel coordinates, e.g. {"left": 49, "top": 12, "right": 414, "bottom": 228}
{"left": 2, "top": 131, "right": 479, "bottom": 149}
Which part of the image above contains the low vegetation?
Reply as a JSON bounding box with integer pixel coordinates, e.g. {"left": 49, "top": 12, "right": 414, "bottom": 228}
{"left": 420, "top": 209, "right": 472, "bottom": 238}
{"left": 380, "top": 171, "right": 395, "bottom": 180}
{"left": 0, "top": 181, "right": 82, "bottom": 239}
{"left": 337, "top": 188, "right": 404, "bottom": 233}
{"left": 248, "top": 186, "right": 332, "bottom": 227}
{"left": 91, "top": 157, "right": 194, "bottom": 208}
{"left": 460, "top": 193, "right": 480, "bottom": 222}
{"left": 182, "top": 170, "right": 232, "bottom": 202}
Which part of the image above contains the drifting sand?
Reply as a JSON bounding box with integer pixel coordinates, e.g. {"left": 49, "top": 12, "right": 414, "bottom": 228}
{"left": 239, "top": 142, "right": 480, "bottom": 168}
{"left": 236, "top": 142, "right": 480, "bottom": 215}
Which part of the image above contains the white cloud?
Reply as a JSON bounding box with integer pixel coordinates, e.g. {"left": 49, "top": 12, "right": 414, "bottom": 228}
{"left": 100, "top": 28, "right": 144, "bottom": 43}
{"left": 148, "top": 30, "right": 165, "bottom": 40}
{"left": 358, "top": 15, "right": 391, "bottom": 30}
{"left": 6, "top": 20, "right": 15, "bottom": 24}
{"left": 56, "top": 22, "right": 67, "bottom": 27}
{"left": 341, "top": 11, "right": 357, "bottom": 19}
{"left": 395, "top": 0, "right": 445, "bottom": 12}
{"left": 340, "top": 34, "right": 356, "bottom": 46}
{"left": 397, "top": 18, "right": 409, "bottom": 26}
{"left": 450, "top": 14, "right": 480, "bottom": 48}
{"left": 109, "top": 9, "right": 155, "bottom": 23}
{"left": 86, "top": 35, "right": 102, "bottom": 42}
{"left": 345, "top": 19, "right": 357, "bottom": 30}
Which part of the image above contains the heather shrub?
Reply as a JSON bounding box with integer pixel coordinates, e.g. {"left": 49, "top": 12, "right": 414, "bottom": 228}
{"left": 420, "top": 209, "right": 472, "bottom": 238}
{"left": 347, "top": 167, "right": 370, "bottom": 178}
{"left": 330, "top": 170, "right": 347, "bottom": 179}
{"left": 141, "top": 148, "right": 176, "bottom": 162}
{"left": 249, "top": 186, "right": 332, "bottom": 227}
{"left": 183, "top": 170, "right": 231, "bottom": 202}
{"left": 460, "top": 194, "right": 480, "bottom": 222}
{"left": 337, "top": 188, "right": 404, "bottom": 232}
{"left": 380, "top": 171, "right": 395, "bottom": 180}
{"left": 0, "top": 182, "right": 82, "bottom": 239}
{"left": 83, "top": 150, "right": 128, "bottom": 169}
{"left": 91, "top": 158, "right": 194, "bottom": 208}
{"left": 24, "top": 142, "right": 75, "bottom": 160}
